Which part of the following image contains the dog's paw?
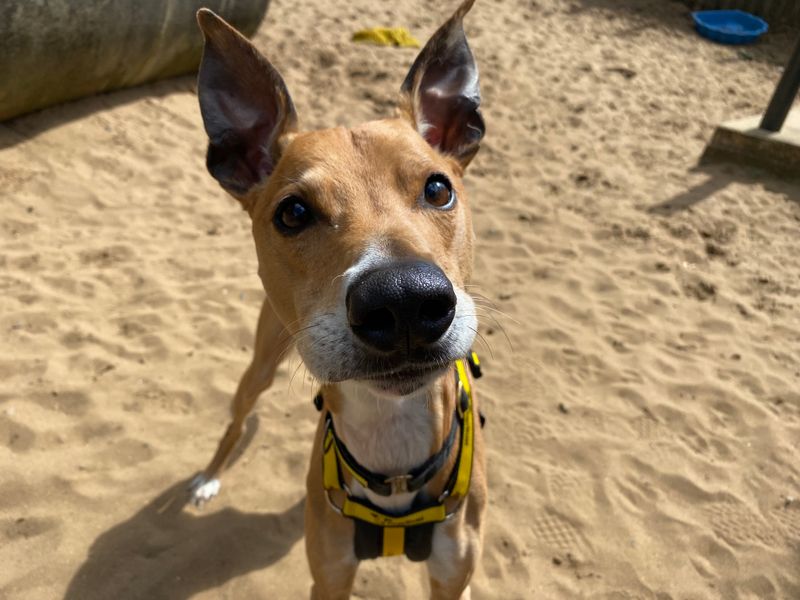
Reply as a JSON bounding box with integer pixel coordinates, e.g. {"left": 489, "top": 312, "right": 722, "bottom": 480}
{"left": 188, "top": 473, "right": 221, "bottom": 507}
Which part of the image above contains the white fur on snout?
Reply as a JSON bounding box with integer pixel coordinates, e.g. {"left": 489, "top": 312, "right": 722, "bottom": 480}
{"left": 442, "top": 288, "right": 478, "bottom": 360}
{"left": 296, "top": 244, "right": 388, "bottom": 381}
{"left": 296, "top": 243, "right": 477, "bottom": 383}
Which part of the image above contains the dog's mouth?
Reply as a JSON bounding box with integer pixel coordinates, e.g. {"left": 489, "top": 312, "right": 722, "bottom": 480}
{"left": 295, "top": 287, "right": 478, "bottom": 391}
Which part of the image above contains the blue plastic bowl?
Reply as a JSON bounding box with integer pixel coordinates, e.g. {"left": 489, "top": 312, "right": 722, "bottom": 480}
{"left": 693, "top": 10, "right": 768, "bottom": 45}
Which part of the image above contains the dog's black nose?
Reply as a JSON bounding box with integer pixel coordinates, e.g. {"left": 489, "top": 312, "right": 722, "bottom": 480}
{"left": 347, "top": 260, "right": 457, "bottom": 353}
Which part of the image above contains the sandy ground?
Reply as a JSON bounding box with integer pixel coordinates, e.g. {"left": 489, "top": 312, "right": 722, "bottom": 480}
{"left": 1, "top": 0, "right": 799, "bottom": 598}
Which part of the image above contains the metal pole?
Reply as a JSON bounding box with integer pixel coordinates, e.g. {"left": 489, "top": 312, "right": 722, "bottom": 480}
{"left": 760, "top": 34, "right": 800, "bottom": 132}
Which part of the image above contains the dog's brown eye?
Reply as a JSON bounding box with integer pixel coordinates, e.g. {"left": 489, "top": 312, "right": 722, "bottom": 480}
{"left": 274, "top": 196, "right": 314, "bottom": 234}
{"left": 423, "top": 174, "right": 454, "bottom": 209}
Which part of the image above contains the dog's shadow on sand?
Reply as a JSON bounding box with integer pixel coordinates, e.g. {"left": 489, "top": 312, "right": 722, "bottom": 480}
{"left": 63, "top": 477, "right": 305, "bottom": 600}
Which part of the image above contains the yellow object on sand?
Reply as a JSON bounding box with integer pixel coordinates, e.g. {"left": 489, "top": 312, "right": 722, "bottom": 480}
{"left": 352, "top": 27, "right": 420, "bottom": 48}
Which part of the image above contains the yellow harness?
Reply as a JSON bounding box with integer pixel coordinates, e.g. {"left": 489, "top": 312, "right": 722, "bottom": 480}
{"left": 318, "top": 352, "right": 481, "bottom": 560}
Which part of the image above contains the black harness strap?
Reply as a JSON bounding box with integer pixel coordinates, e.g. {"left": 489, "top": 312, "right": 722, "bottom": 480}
{"left": 353, "top": 501, "right": 437, "bottom": 562}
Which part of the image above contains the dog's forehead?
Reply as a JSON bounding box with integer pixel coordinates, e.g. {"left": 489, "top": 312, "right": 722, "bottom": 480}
{"left": 278, "top": 119, "right": 449, "bottom": 188}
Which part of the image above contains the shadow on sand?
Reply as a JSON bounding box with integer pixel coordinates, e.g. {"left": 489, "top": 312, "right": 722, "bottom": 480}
{"left": 0, "top": 75, "right": 196, "bottom": 150}
{"left": 63, "top": 477, "right": 305, "bottom": 600}
{"left": 647, "top": 156, "right": 800, "bottom": 216}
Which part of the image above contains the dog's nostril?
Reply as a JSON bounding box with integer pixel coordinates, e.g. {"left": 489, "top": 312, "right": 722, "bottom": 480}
{"left": 360, "top": 307, "right": 395, "bottom": 332}
{"left": 419, "top": 297, "right": 453, "bottom": 324}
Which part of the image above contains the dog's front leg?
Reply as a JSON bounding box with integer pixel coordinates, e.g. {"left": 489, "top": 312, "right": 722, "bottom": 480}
{"left": 306, "top": 523, "right": 359, "bottom": 600}
{"left": 304, "top": 422, "right": 360, "bottom": 599}
{"left": 426, "top": 500, "right": 485, "bottom": 600}
{"left": 189, "top": 297, "right": 289, "bottom": 506}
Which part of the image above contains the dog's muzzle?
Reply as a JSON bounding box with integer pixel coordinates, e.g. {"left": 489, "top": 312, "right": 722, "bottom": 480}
{"left": 346, "top": 260, "right": 456, "bottom": 354}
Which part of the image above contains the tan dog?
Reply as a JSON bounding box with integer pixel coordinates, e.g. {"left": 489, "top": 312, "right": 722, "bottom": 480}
{"left": 189, "top": 2, "right": 487, "bottom": 597}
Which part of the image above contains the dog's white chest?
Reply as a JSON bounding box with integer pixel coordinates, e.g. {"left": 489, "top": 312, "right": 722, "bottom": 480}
{"left": 333, "top": 381, "right": 441, "bottom": 512}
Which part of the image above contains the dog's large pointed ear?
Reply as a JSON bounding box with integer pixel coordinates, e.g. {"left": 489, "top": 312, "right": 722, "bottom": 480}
{"left": 196, "top": 9, "right": 297, "bottom": 203}
{"left": 399, "top": 0, "right": 484, "bottom": 169}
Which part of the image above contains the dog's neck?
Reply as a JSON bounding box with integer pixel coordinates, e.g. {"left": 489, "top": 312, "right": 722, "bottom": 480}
{"left": 325, "top": 371, "right": 456, "bottom": 512}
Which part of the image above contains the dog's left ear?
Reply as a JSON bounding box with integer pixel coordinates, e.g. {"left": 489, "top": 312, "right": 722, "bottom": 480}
{"left": 400, "top": 0, "right": 484, "bottom": 169}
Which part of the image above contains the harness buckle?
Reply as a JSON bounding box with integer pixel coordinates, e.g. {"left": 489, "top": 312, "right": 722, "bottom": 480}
{"left": 385, "top": 474, "right": 412, "bottom": 495}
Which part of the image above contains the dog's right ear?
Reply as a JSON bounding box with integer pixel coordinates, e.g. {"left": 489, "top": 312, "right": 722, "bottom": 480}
{"left": 196, "top": 9, "right": 297, "bottom": 205}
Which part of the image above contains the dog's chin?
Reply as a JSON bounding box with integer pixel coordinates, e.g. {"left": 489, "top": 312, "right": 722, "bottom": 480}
{"left": 359, "top": 365, "right": 448, "bottom": 397}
